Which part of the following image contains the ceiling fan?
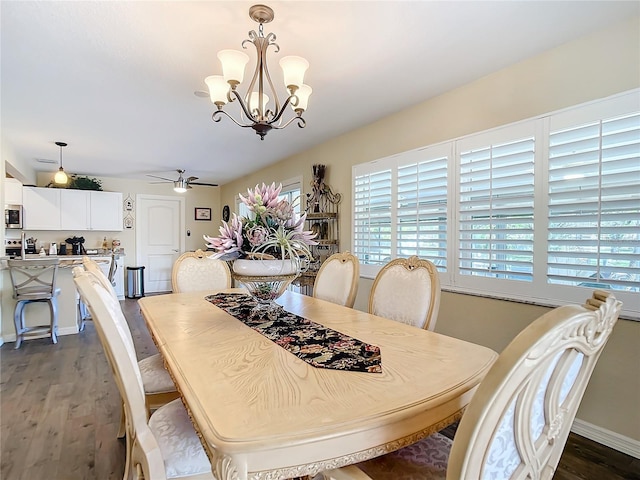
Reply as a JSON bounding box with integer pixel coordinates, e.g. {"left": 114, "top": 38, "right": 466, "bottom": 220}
{"left": 147, "top": 169, "right": 218, "bottom": 192}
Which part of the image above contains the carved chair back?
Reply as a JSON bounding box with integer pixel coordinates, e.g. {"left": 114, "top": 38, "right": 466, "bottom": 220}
{"left": 313, "top": 252, "right": 360, "bottom": 308}
{"left": 171, "top": 249, "right": 231, "bottom": 293}
{"left": 446, "top": 292, "right": 622, "bottom": 479}
{"left": 369, "top": 256, "right": 441, "bottom": 330}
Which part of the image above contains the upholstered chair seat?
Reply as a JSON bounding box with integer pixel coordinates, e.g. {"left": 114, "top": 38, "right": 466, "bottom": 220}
{"left": 313, "top": 252, "right": 359, "bottom": 308}
{"left": 148, "top": 399, "right": 212, "bottom": 478}
{"left": 138, "top": 354, "right": 178, "bottom": 396}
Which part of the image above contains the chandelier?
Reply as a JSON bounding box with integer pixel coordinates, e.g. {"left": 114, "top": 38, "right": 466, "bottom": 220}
{"left": 205, "top": 4, "right": 311, "bottom": 140}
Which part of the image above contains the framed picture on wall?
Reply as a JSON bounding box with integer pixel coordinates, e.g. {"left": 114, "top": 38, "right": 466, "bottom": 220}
{"left": 195, "top": 207, "right": 212, "bottom": 221}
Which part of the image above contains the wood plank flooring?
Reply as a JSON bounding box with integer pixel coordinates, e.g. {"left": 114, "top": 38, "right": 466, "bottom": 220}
{"left": 1, "top": 297, "right": 639, "bottom": 479}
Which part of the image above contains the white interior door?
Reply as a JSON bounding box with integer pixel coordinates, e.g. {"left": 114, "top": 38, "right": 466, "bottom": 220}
{"left": 136, "top": 195, "right": 184, "bottom": 293}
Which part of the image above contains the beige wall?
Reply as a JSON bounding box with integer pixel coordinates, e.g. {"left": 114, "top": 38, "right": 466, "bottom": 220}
{"left": 220, "top": 17, "right": 640, "bottom": 443}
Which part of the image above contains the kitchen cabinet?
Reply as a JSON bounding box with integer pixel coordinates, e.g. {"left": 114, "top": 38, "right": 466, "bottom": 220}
{"left": 4, "top": 178, "right": 23, "bottom": 205}
{"left": 23, "top": 187, "right": 122, "bottom": 231}
{"left": 90, "top": 191, "right": 122, "bottom": 231}
{"left": 61, "top": 189, "right": 90, "bottom": 230}
{"left": 23, "top": 187, "right": 61, "bottom": 230}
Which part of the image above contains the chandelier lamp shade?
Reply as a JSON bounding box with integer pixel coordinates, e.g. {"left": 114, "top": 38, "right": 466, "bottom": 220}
{"left": 205, "top": 4, "right": 311, "bottom": 140}
{"left": 53, "top": 141, "right": 68, "bottom": 185}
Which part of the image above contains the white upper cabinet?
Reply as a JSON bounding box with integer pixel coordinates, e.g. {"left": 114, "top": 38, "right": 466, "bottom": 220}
{"left": 5, "top": 178, "right": 23, "bottom": 205}
{"left": 61, "top": 189, "right": 90, "bottom": 230}
{"left": 23, "top": 187, "right": 62, "bottom": 230}
{"left": 23, "top": 187, "right": 123, "bottom": 231}
{"left": 90, "top": 191, "right": 122, "bottom": 231}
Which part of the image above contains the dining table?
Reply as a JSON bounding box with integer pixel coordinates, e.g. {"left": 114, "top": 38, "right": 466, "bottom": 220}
{"left": 138, "top": 289, "right": 498, "bottom": 480}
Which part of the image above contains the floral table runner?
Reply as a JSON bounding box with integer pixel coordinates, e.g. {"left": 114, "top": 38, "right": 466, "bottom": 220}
{"left": 205, "top": 293, "right": 382, "bottom": 373}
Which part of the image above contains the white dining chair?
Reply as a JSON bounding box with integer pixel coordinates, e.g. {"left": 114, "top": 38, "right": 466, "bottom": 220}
{"left": 171, "top": 249, "right": 232, "bottom": 293}
{"left": 322, "top": 291, "right": 622, "bottom": 480}
{"left": 313, "top": 251, "right": 360, "bottom": 308}
{"left": 369, "top": 256, "right": 441, "bottom": 330}
{"left": 81, "top": 258, "right": 179, "bottom": 435}
{"left": 73, "top": 268, "right": 214, "bottom": 480}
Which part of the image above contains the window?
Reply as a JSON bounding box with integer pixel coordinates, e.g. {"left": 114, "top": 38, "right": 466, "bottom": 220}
{"left": 397, "top": 150, "right": 448, "bottom": 268}
{"left": 354, "top": 166, "right": 393, "bottom": 271}
{"left": 352, "top": 90, "right": 640, "bottom": 319}
{"left": 547, "top": 111, "right": 640, "bottom": 292}
{"left": 458, "top": 127, "right": 535, "bottom": 282}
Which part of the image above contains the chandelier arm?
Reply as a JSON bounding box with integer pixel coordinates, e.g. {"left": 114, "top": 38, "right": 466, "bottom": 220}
{"left": 212, "top": 109, "right": 257, "bottom": 129}
{"left": 267, "top": 94, "right": 296, "bottom": 125}
{"left": 270, "top": 115, "right": 306, "bottom": 130}
{"left": 229, "top": 89, "right": 260, "bottom": 122}
{"left": 260, "top": 33, "right": 282, "bottom": 116}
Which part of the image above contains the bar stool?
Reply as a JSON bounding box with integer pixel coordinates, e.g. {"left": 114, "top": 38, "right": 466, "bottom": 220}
{"left": 8, "top": 258, "right": 61, "bottom": 349}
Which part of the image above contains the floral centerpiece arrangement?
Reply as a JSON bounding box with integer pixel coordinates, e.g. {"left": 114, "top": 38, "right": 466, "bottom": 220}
{"left": 205, "top": 183, "right": 317, "bottom": 317}
{"left": 204, "top": 182, "right": 317, "bottom": 264}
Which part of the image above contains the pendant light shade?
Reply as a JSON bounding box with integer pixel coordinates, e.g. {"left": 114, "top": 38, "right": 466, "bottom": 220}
{"left": 54, "top": 141, "right": 68, "bottom": 185}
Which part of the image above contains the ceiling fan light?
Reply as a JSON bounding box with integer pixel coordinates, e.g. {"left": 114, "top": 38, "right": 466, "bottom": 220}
{"left": 54, "top": 167, "right": 68, "bottom": 185}
{"left": 279, "top": 56, "right": 309, "bottom": 90}
{"left": 217, "top": 49, "right": 249, "bottom": 85}
{"left": 173, "top": 178, "right": 188, "bottom": 193}
{"left": 292, "top": 84, "right": 312, "bottom": 113}
{"left": 205, "top": 75, "right": 229, "bottom": 106}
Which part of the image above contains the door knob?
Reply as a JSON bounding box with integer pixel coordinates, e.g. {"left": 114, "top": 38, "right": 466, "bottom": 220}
{"left": 172, "top": 249, "right": 179, "bottom": 252}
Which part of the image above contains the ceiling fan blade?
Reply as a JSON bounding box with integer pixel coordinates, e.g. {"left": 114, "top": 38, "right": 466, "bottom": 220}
{"left": 186, "top": 176, "right": 199, "bottom": 182}
{"left": 146, "top": 174, "right": 174, "bottom": 182}
{"left": 189, "top": 181, "right": 219, "bottom": 187}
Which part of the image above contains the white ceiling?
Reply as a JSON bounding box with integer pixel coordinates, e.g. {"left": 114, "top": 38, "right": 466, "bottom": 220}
{"left": 2, "top": 1, "right": 638, "bottom": 186}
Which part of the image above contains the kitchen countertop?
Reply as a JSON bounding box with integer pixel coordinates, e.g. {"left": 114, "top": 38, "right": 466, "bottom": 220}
{"left": 1, "top": 252, "right": 125, "bottom": 269}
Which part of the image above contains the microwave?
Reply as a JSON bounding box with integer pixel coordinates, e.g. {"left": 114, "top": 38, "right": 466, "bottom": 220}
{"left": 5, "top": 204, "right": 22, "bottom": 229}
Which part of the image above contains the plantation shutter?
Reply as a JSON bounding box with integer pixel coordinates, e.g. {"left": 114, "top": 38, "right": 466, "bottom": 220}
{"left": 458, "top": 131, "right": 535, "bottom": 281}
{"left": 547, "top": 112, "right": 640, "bottom": 291}
{"left": 353, "top": 168, "right": 393, "bottom": 265}
{"left": 397, "top": 150, "right": 448, "bottom": 269}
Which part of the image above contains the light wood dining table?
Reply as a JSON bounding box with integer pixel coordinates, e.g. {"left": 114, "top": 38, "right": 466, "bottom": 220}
{"left": 138, "top": 290, "right": 498, "bottom": 480}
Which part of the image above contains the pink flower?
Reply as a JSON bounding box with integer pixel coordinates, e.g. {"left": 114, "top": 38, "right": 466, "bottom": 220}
{"left": 246, "top": 225, "right": 269, "bottom": 247}
{"left": 204, "top": 213, "right": 244, "bottom": 259}
{"left": 239, "top": 182, "right": 282, "bottom": 212}
{"left": 286, "top": 212, "right": 318, "bottom": 246}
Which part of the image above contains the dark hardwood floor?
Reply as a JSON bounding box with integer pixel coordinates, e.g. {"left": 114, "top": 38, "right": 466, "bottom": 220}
{"left": 1, "top": 297, "right": 638, "bottom": 479}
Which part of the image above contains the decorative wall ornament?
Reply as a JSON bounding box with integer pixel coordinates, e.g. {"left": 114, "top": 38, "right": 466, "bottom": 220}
{"left": 124, "top": 194, "right": 134, "bottom": 211}
{"left": 306, "top": 164, "right": 341, "bottom": 213}
{"left": 124, "top": 214, "right": 134, "bottom": 229}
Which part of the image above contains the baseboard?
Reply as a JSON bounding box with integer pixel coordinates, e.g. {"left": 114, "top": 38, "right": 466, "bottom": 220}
{"left": 572, "top": 418, "right": 640, "bottom": 459}
{"left": 1, "top": 326, "right": 80, "bottom": 344}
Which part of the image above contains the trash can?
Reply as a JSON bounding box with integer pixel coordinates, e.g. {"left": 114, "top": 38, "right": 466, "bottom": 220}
{"left": 126, "top": 266, "right": 145, "bottom": 299}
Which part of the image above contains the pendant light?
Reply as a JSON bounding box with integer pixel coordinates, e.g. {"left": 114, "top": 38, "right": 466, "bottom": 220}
{"left": 54, "top": 141, "right": 68, "bottom": 185}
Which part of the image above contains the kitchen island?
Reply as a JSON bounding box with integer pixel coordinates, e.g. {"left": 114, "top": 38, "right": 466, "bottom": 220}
{"left": 0, "top": 254, "right": 125, "bottom": 347}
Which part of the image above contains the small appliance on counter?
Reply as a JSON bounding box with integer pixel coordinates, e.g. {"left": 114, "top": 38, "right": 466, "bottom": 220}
{"left": 25, "top": 237, "right": 37, "bottom": 254}
{"left": 65, "top": 236, "right": 86, "bottom": 255}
